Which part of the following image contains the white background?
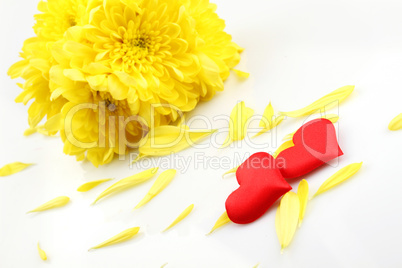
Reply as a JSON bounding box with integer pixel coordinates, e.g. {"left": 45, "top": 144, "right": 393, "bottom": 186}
{"left": 1, "top": 0, "right": 402, "bottom": 267}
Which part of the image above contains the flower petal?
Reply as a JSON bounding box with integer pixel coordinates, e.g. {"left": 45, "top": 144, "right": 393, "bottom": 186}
{"left": 222, "top": 101, "right": 254, "bottom": 146}
{"left": 314, "top": 162, "right": 363, "bottom": 197}
{"left": 275, "top": 192, "right": 300, "bottom": 253}
{"left": 222, "top": 166, "right": 239, "bottom": 178}
{"left": 274, "top": 140, "right": 294, "bottom": 157}
{"left": 254, "top": 102, "right": 285, "bottom": 138}
{"left": 138, "top": 126, "right": 216, "bottom": 158}
{"left": 77, "top": 178, "right": 113, "bottom": 192}
{"left": 24, "top": 127, "right": 37, "bottom": 136}
{"left": 0, "top": 162, "right": 33, "bottom": 177}
{"left": 43, "top": 113, "right": 63, "bottom": 134}
{"left": 260, "top": 102, "right": 274, "bottom": 128}
{"left": 280, "top": 86, "right": 354, "bottom": 117}
{"left": 297, "top": 179, "right": 309, "bottom": 226}
{"left": 134, "top": 169, "right": 176, "bottom": 209}
{"left": 388, "top": 113, "right": 402, "bottom": 131}
{"left": 207, "top": 211, "right": 231, "bottom": 235}
{"left": 27, "top": 196, "right": 70, "bottom": 213}
{"left": 233, "top": 69, "right": 250, "bottom": 79}
{"left": 93, "top": 168, "right": 158, "bottom": 204}
{"left": 37, "top": 243, "right": 47, "bottom": 261}
{"left": 163, "top": 204, "right": 194, "bottom": 232}
{"left": 89, "top": 227, "right": 140, "bottom": 250}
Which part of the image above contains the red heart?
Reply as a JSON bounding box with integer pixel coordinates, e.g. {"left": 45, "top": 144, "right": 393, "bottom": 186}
{"left": 277, "top": 118, "right": 343, "bottom": 179}
{"left": 225, "top": 152, "right": 292, "bottom": 224}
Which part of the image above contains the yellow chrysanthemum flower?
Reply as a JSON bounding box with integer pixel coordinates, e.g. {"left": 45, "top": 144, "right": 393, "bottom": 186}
{"left": 8, "top": 0, "right": 96, "bottom": 128}
{"left": 9, "top": 0, "right": 242, "bottom": 166}
{"left": 8, "top": 37, "right": 67, "bottom": 128}
{"left": 34, "top": 0, "right": 91, "bottom": 41}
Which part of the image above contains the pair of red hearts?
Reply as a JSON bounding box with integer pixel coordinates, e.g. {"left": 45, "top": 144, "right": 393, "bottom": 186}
{"left": 225, "top": 118, "right": 343, "bottom": 224}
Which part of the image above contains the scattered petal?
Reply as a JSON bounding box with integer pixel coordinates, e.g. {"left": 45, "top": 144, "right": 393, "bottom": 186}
{"left": 35, "top": 125, "right": 55, "bottom": 136}
{"left": 275, "top": 192, "right": 300, "bottom": 253}
{"left": 135, "top": 169, "right": 177, "bottom": 209}
{"left": 280, "top": 86, "right": 354, "bottom": 117}
{"left": 297, "top": 179, "right": 309, "bottom": 227}
{"left": 222, "top": 166, "right": 239, "bottom": 178}
{"left": 253, "top": 103, "right": 285, "bottom": 138}
{"left": 77, "top": 178, "right": 113, "bottom": 192}
{"left": 207, "top": 211, "right": 231, "bottom": 235}
{"left": 0, "top": 162, "right": 33, "bottom": 177}
{"left": 388, "top": 113, "right": 402, "bottom": 131}
{"left": 37, "top": 243, "right": 47, "bottom": 261}
{"left": 233, "top": 69, "right": 250, "bottom": 79}
{"left": 274, "top": 140, "right": 294, "bottom": 157}
{"left": 138, "top": 126, "right": 216, "bottom": 158}
{"left": 282, "top": 114, "right": 339, "bottom": 141}
{"left": 222, "top": 101, "right": 254, "bottom": 147}
{"left": 163, "top": 204, "right": 194, "bottom": 232}
{"left": 28, "top": 196, "right": 70, "bottom": 213}
{"left": 89, "top": 227, "right": 140, "bottom": 250}
{"left": 314, "top": 162, "right": 363, "bottom": 197}
{"left": 93, "top": 168, "right": 158, "bottom": 204}
{"left": 24, "top": 127, "right": 37, "bottom": 136}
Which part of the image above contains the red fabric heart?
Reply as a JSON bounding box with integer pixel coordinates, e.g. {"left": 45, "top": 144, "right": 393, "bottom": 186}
{"left": 225, "top": 152, "right": 292, "bottom": 224}
{"left": 277, "top": 118, "right": 343, "bottom": 179}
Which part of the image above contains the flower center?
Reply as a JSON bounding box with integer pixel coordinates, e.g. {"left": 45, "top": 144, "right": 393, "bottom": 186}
{"left": 112, "top": 28, "right": 160, "bottom": 72}
{"left": 121, "top": 33, "right": 155, "bottom": 60}
{"left": 68, "top": 16, "right": 77, "bottom": 27}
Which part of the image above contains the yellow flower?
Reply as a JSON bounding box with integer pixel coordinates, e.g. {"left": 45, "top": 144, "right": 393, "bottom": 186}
{"left": 10, "top": 0, "right": 242, "bottom": 166}
{"left": 34, "top": 0, "right": 92, "bottom": 41}
{"left": 8, "top": 0, "right": 95, "bottom": 128}
{"left": 8, "top": 38, "right": 67, "bottom": 128}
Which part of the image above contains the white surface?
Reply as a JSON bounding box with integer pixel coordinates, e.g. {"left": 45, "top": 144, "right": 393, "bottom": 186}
{"left": 1, "top": 0, "right": 402, "bottom": 267}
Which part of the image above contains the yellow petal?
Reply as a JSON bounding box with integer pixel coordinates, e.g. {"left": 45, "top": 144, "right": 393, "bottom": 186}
{"left": 274, "top": 140, "right": 294, "bottom": 157}
{"left": 89, "top": 227, "right": 140, "bottom": 250}
{"left": 282, "top": 114, "right": 339, "bottom": 141}
{"left": 0, "top": 162, "right": 33, "bottom": 176}
{"left": 163, "top": 204, "right": 194, "bottom": 232}
{"left": 37, "top": 243, "right": 47, "bottom": 261}
{"left": 222, "top": 166, "right": 239, "bottom": 178}
{"left": 161, "top": 263, "right": 168, "bottom": 268}
{"left": 280, "top": 86, "right": 354, "bottom": 117}
{"left": 135, "top": 169, "right": 177, "bottom": 209}
{"left": 35, "top": 125, "right": 55, "bottom": 137}
{"left": 206, "top": 211, "right": 231, "bottom": 235}
{"left": 28, "top": 196, "right": 70, "bottom": 213}
{"left": 252, "top": 264, "right": 260, "bottom": 268}
{"left": 253, "top": 103, "right": 285, "bottom": 138}
{"left": 233, "top": 69, "right": 250, "bottom": 79}
{"left": 388, "top": 113, "right": 402, "bottom": 131}
{"left": 93, "top": 168, "right": 158, "bottom": 204}
{"left": 275, "top": 192, "right": 300, "bottom": 253}
{"left": 43, "top": 113, "right": 63, "bottom": 133}
{"left": 297, "top": 179, "right": 309, "bottom": 227}
{"left": 260, "top": 102, "right": 275, "bottom": 128}
{"left": 77, "top": 178, "right": 113, "bottom": 192}
{"left": 314, "top": 162, "right": 363, "bottom": 197}
{"left": 24, "top": 127, "right": 37, "bottom": 136}
{"left": 139, "top": 126, "right": 215, "bottom": 158}
{"left": 222, "top": 101, "right": 254, "bottom": 147}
